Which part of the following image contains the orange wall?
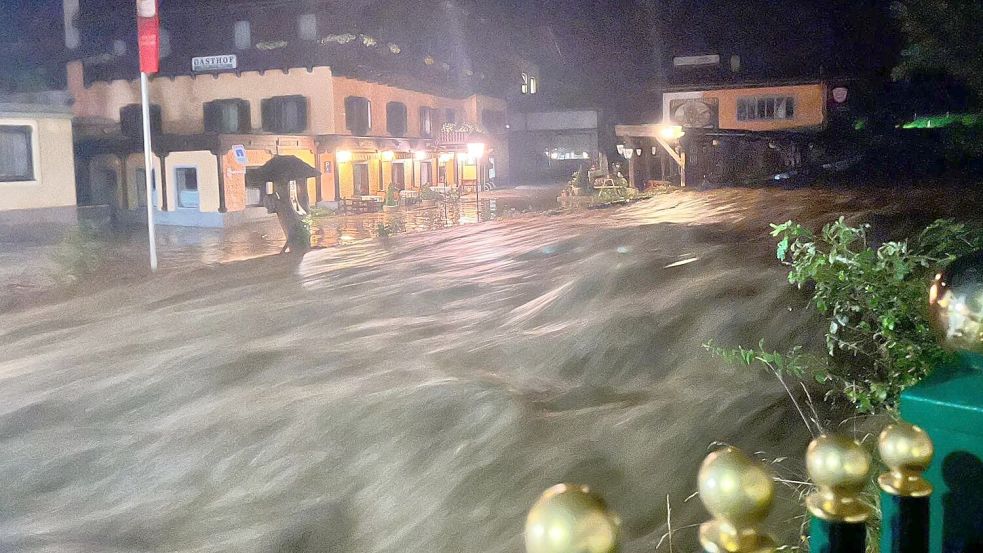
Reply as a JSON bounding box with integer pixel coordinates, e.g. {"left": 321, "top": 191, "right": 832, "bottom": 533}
{"left": 331, "top": 76, "right": 472, "bottom": 138}
{"left": 68, "top": 61, "right": 336, "bottom": 135}
{"left": 663, "top": 83, "right": 827, "bottom": 132}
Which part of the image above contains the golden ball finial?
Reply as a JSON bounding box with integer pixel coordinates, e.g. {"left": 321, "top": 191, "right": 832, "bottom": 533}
{"left": 805, "top": 435, "right": 872, "bottom": 522}
{"left": 698, "top": 447, "right": 775, "bottom": 526}
{"left": 878, "top": 422, "right": 934, "bottom": 497}
{"left": 929, "top": 250, "right": 983, "bottom": 355}
{"left": 697, "top": 447, "right": 776, "bottom": 553}
{"left": 525, "top": 484, "right": 620, "bottom": 553}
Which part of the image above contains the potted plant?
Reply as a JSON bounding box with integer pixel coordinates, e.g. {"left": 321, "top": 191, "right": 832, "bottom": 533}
{"left": 383, "top": 184, "right": 399, "bottom": 212}
{"left": 420, "top": 184, "right": 438, "bottom": 207}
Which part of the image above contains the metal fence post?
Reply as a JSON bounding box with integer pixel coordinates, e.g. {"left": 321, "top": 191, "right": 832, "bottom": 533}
{"left": 697, "top": 446, "right": 776, "bottom": 553}
{"left": 525, "top": 483, "right": 620, "bottom": 553}
{"left": 806, "top": 435, "right": 872, "bottom": 553}
{"left": 879, "top": 422, "right": 933, "bottom": 553}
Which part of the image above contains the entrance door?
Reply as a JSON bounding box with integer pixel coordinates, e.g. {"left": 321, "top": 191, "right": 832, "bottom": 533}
{"left": 420, "top": 161, "right": 432, "bottom": 186}
{"left": 353, "top": 163, "right": 370, "bottom": 196}
{"left": 392, "top": 162, "right": 405, "bottom": 190}
{"left": 91, "top": 168, "right": 117, "bottom": 206}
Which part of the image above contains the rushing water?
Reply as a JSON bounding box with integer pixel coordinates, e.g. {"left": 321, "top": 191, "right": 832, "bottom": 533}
{"left": 0, "top": 187, "right": 963, "bottom": 553}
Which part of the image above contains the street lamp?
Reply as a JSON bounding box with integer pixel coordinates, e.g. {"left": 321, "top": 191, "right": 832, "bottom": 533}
{"left": 623, "top": 147, "right": 634, "bottom": 159}
{"left": 467, "top": 142, "right": 486, "bottom": 222}
{"left": 336, "top": 150, "right": 353, "bottom": 163}
{"left": 414, "top": 150, "right": 427, "bottom": 161}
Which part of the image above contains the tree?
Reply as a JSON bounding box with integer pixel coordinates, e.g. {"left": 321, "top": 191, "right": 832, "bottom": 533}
{"left": 893, "top": 0, "right": 983, "bottom": 100}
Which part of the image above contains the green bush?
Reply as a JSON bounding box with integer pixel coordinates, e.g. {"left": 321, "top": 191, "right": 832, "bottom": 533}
{"left": 712, "top": 217, "right": 983, "bottom": 412}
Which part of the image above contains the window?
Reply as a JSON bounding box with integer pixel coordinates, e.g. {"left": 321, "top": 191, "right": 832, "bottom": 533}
{"left": 529, "top": 76, "right": 538, "bottom": 94}
{"left": 481, "top": 109, "right": 506, "bottom": 133}
{"left": 135, "top": 168, "right": 157, "bottom": 207}
{"left": 420, "top": 107, "right": 435, "bottom": 137}
{"left": 445, "top": 108, "right": 457, "bottom": 124}
{"left": 392, "top": 163, "right": 405, "bottom": 190}
{"left": 345, "top": 96, "right": 371, "bottom": 136}
{"left": 298, "top": 14, "right": 317, "bottom": 40}
{"left": 386, "top": 102, "right": 407, "bottom": 137}
{"left": 353, "top": 163, "right": 370, "bottom": 196}
{"left": 204, "top": 99, "right": 251, "bottom": 133}
{"left": 175, "top": 167, "right": 199, "bottom": 208}
{"left": 520, "top": 72, "right": 529, "bottom": 94}
{"left": 112, "top": 39, "right": 127, "bottom": 56}
{"left": 737, "top": 96, "right": 796, "bottom": 121}
{"left": 420, "top": 161, "right": 432, "bottom": 185}
{"left": 261, "top": 96, "right": 308, "bottom": 133}
{"left": 121, "top": 104, "right": 162, "bottom": 137}
{"left": 159, "top": 29, "right": 171, "bottom": 58}
{"left": 234, "top": 20, "right": 251, "bottom": 50}
{"left": 0, "top": 126, "right": 33, "bottom": 182}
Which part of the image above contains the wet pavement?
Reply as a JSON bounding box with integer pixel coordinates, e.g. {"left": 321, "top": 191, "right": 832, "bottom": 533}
{"left": 0, "top": 184, "right": 981, "bottom": 553}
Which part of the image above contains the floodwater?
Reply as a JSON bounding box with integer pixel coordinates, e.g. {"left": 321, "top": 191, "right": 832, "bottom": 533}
{"left": 0, "top": 186, "right": 973, "bottom": 552}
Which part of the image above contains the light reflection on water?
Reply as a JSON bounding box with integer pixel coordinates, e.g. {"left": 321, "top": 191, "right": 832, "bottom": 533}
{"left": 0, "top": 187, "right": 909, "bottom": 553}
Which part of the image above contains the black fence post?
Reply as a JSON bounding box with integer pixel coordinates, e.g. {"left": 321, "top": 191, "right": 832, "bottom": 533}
{"left": 806, "top": 435, "right": 872, "bottom": 553}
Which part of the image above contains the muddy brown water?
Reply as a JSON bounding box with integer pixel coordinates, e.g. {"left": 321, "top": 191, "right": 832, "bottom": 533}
{"left": 0, "top": 186, "right": 979, "bottom": 552}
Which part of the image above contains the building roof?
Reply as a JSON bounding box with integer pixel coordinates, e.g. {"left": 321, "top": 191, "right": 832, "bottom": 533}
{"left": 0, "top": 91, "right": 74, "bottom": 118}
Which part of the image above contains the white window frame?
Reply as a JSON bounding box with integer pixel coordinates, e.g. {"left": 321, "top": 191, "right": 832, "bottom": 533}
{"left": 298, "top": 13, "right": 317, "bottom": 41}
{"left": 0, "top": 119, "right": 40, "bottom": 185}
{"left": 529, "top": 76, "right": 538, "bottom": 94}
{"left": 234, "top": 20, "right": 251, "bottom": 51}
{"left": 174, "top": 165, "right": 200, "bottom": 209}
{"left": 520, "top": 72, "right": 529, "bottom": 94}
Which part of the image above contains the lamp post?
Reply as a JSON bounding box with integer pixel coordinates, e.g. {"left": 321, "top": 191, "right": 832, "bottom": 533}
{"left": 468, "top": 142, "right": 485, "bottom": 222}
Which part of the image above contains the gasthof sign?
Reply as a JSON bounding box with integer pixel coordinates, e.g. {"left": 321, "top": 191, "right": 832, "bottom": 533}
{"left": 192, "top": 55, "right": 237, "bottom": 72}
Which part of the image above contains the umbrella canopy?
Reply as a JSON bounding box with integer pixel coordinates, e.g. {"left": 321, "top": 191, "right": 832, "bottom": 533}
{"left": 245, "top": 155, "right": 320, "bottom": 187}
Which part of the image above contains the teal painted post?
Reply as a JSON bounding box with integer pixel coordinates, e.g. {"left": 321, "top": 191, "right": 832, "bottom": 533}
{"left": 905, "top": 251, "right": 983, "bottom": 553}
{"left": 880, "top": 495, "right": 930, "bottom": 553}
{"left": 809, "top": 518, "right": 866, "bottom": 553}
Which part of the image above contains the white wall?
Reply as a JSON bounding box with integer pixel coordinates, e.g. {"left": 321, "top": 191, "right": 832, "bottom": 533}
{"left": 0, "top": 114, "right": 77, "bottom": 212}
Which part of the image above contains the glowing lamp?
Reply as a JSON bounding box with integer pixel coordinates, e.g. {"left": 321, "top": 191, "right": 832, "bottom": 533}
{"left": 622, "top": 148, "right": 634, "bottom": 159}
{"left": 414, "top": 150, "right": 427, "bottom": 161}
{"left": 616, "top": 144, "right": 625, "bottom": 155}
{"left": 438, "top": 153, "right": 453, "bottom": 163}
{"left": 467, "top": 142, "right": 486, "bottom": 159}
{"left": 659, "top": 125, "right": 685, "bottom": 141}
{"left": 381, "top": 151, "right": 395, "bottom": 162}
{"left": 336, "top": 150, "right": 353, "bottom": 163}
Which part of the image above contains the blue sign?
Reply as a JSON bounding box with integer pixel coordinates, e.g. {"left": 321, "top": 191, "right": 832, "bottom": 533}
{"left": 232, "top": 145, "right": 248, "bottom": 165}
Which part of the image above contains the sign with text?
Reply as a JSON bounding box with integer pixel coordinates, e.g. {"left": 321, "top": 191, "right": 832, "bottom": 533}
{"left": 192, "top": 55, "right": 237, "bottom": 72}
{"left": 232, "top": 144, "right": 248, "bottom": 165}
{"left": 673, "top": 54, "right": 720, "bottom": 68}
{"left": 136, "top": 0, "right": 159, "bottom": 73}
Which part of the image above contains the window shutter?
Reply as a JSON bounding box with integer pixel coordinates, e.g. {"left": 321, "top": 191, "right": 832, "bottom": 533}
{"left": 261, "top": 98, "right": 275, "bottom": 132}
{"left": 295, "top": 97, "right": 308, "bottom": 132}
{"left": 203, "top": 102, "right": 218, "bottom": 133}
{"left": 238, "top": 100, "right": 251, "bottom": 132}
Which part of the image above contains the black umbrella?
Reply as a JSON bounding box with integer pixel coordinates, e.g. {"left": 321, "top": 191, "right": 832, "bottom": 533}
{"left": 245, "top": 155, "right": 320, "bottom": 187}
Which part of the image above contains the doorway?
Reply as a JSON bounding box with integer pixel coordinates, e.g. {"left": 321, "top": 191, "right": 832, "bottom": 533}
{"left": 392, "top": 162, "right": 405, "bottom": 191}
{"left": 353, "top": 163, "right": 370, "bottom": 196}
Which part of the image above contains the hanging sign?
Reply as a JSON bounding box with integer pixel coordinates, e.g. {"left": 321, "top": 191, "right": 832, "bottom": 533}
{"left": 136, "top": 0, "right": 160, "bottom": 74}
{"left": 232, "top": 144, "right": 248, "bottom": 165}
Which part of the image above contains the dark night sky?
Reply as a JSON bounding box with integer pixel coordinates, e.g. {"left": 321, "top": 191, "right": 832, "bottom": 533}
{"left": 0, "top": 0, "right": 902, "bottom": 98}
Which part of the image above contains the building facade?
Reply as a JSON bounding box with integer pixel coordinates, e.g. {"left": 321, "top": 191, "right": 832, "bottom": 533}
{"left": 508, "top": 110, "right": 601, "bottom": 183}
{"left": 0, "top": 96, "right": 78, "bottom": 231}
{"left": 64, "top": 0, "right": 523, "bottom": 226}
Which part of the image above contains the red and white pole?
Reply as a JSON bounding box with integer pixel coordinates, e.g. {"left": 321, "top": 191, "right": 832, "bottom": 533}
{"left": 136, "top": 0, "right": 159, "bottom": 270}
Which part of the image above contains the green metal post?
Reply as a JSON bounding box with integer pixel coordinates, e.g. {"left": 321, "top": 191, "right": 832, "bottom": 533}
{"left": 902, "top": 251, "right": 983, "bottom": 553}
{"left": 809, "top": 518, "right": 866, "bottom": 553}
{"left": 881, "top": 495, "right": 930, "bottom": 553}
